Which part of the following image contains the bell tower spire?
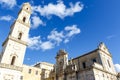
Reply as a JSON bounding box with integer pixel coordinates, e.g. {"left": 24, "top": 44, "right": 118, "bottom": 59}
{"left": 0, "top": 3, "right": 31, "bottom": 67}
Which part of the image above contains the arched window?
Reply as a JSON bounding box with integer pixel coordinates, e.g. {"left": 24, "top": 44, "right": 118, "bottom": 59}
{"left": 11, "top": 56, "right": 16, "bottom": 65}
{"left": 18, "top": 33, "right": 22, "bottom": 40}
{"left": 26, "top": 8, "right": 28, "bottom": 10}
{"left": 23, "top": 17, "right": 26, "bottom": 22}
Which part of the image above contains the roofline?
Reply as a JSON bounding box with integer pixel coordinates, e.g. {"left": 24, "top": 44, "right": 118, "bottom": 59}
{"left": 72, "top": 48, "right": 99, "bottom": 60}
{"left": 34, "top": 62, "right": 54, "bottom": 67}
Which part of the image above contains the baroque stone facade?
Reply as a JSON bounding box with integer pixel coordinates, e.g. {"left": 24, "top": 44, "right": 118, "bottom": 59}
{"left": 0, "top": 2, "right": 119, "bottom": 80}
{"left": 49, "top": 42, "right": 117, "bottom": 80}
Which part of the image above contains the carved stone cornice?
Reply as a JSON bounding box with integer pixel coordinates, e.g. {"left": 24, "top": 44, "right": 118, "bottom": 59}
{"left": 2, "top": 36, "right": 27, "bottom": 46}
{"left": 0, "top": 63, "right": 23, "bottom": 71}
{"left": 9, "top": 36, "right": 28, "bottom": 46}
{"left": 16, "top": 19, "right": 30, "bottom": 28}
{"left": 92, "top": 66, "right": 117, "bottom": 76}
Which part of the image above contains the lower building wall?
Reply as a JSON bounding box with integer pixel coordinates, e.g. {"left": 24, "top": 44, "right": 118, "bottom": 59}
{"left": 22, "top": 65, "right": 41, "bottom": 80}
{"left": 56, "top": 70, "right": 94, "bottom": 80}
{"left": 66, "top": 72, "right": 76, "bottom": 80}
{"left": 93, "top": 68, "right": 117, "bottom": 80}
{"left": 118, "top": 78, "right": 120, "bottom": 80}
{"left": 0, "top": 68, "right": 22, "bottom": 80}
{"left": 77, "top": 70, "right": 94, "bottom": 80}
{"left": 56, "top": 68, "right": 118, "bottom": 80}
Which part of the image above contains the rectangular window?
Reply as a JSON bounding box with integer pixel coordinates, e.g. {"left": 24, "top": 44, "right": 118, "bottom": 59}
{"left": 28, "top": 69, "right": 32, "bottom": 74}
{"left": 92, "top": 58, "right": 97, "bottom": 63}
{"left": 82, "top": 62, "right": 86, "bottom": 68}
{"left": 20, "top": 76, "right": 23, "bottom": 80}
{"left": 107, "top": 60, "right": 111, "bottom": 67}
{"left": 36, "top": 71, "right": 38, "bottom": 75}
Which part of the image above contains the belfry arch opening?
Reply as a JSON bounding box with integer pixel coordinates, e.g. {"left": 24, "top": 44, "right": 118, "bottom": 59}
{"left": 18, "top": 32, "right": 22, "bottom": 40}
{"left": 23, "top": 17, "right": 26, "bottom": 22}
{"left": 11, "top": 56, "right": 16, "bottom": 65}
{"left": 26, "top": 8, "right": 28, "bottom": 10}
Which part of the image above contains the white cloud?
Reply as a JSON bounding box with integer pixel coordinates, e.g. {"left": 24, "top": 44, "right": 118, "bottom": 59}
{"left": 31, "top": 1, "right": 83, "bottom": 29}
{"left": 28, "top": 36, "right": 54, "bottom": 51}
{"left": 47, "top": 25, "right": 80, "bottom": 44}
{"left": 0, "top": 15, "right": 13, "bottom": 21}
{"left": 31, "top": 16, "right": 44, "bottom": 29}
{"left": 48, "top": 29, "right": 64, "bottom": 45}
{"left": 40, "top": 41, "right": 54, "bottom": 51}
{"left": 28, "top": 36, "right": 42, "bottom": 50}
{"left": 63, "top": 25, "right": 80, "bottom": 43}
{"left": 65, "top": 25, "right": 81, "bottom": 37}
{"left": 28, "top": 25, "right": 80, "bottom": 51}
{"left": 32, "top": 1, "right": 83, "bottom": 19}
{"left": 0, "top": 0, "right": 16, "bottom": 8}
{"left": 115, "top": 64, "right": 120, "bottom": 72}
{"left": 64, "top": 39, "right": 69, "bottom": 43}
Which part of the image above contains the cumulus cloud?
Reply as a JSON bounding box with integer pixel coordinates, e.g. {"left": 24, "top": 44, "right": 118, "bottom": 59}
{"left": 28, "top": 25, "right": 80, "bottom": 51}
{"left": 64, "top": 39, "right": 69, "bottom": 43}
{"left": 32, "top": 1, "right": 83, "bottom": 19}
{"left": 31, "top": 16, "right": 44, "bottom": 29}
{"left": 115, "top": 64, "right": 120, "bottom": 72}
{"left": 0, "top": 15, "right": 13, "bottom": 21}
{"left": 65, "top": 25, "right": 80, "bottom": 37}
{"left": 28, "top": 36, "right": 54, "bottom": 51}
{"left": 48, "top": 29, "right": 64, "bottom": 45}
{"left": 0, "top": 0, "right": 16, "bottom": 8}
{"left": 28, "top": 36, "right": 42, "bottom": 50}
{"left": 40, "top": 41, "right": 54, "bottom": 50}
{"left": 30, "top": 1, "right": 83, "bottom": 29}
{"left": 63, "top": 25, "right": 80, "bottom": 43}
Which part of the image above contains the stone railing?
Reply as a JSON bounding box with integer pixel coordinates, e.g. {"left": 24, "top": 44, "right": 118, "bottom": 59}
{"left": 0, "top": 63, "right": 23, "bottom": 71}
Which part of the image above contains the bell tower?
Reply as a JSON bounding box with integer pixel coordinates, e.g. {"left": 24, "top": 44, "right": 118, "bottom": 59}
{"left": 56, "top": 50, "right": 68, "bottom": 73}
{"left": 0, "top": 3, "right": 31, "bottom": 67}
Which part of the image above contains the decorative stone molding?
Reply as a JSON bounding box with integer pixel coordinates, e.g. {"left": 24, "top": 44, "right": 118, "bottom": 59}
{"left": 0, "top": 63, "right": 23, "bottom": 71}
{"left": 9, "top": 36, "right": 27, "bottom": 46}
{"left": 16, "top": 19, "right": 30, "bottom": 27}
{"left": 92, "top": 62, "right": 103, "bottom": 70}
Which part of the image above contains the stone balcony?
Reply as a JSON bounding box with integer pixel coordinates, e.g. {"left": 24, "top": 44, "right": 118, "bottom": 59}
{"left": 92, "top": 62, "right": 103, "bottom": 70}
{"left": 0, "top": 63, "right": 23, "bottom": 71}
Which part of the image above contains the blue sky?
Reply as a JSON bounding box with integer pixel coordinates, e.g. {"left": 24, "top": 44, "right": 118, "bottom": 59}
{"left": 0, "top": 0, "right": 120, "bottom": 72}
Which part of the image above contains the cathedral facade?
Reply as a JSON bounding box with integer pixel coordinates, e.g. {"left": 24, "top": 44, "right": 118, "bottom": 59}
{"left": 49, "top": 43, "right": 117, "bottom": 80}
{"left": 0, "top": 2, "right": 119, "bottom": 80}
